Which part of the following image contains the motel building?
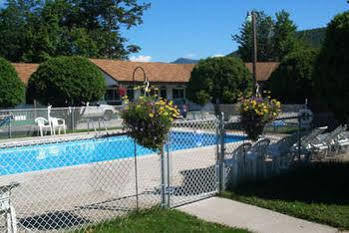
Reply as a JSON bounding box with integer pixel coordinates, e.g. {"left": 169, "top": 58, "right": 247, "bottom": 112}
{"left": 12, "top": 59, "right": 279, "bottom": 108}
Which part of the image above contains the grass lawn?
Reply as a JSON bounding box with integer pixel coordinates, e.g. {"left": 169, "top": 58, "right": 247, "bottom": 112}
{"left": 221, "top": 161, "right": 349, "bottom": 230}
{"left": 75, "top": 209, "right": 251, "bottom": 233}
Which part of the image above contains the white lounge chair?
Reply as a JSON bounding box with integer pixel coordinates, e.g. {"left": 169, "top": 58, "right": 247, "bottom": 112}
{"left": 35, "top": 117, "right": 52, "bottom": 137}
{"left": 268, "top": 133, "right": 299, "bottom": 171}
{"left": 289, "top": 126, "right": 328, "bottom": 160}
{"left": 310, "top": 125, "right": 347, "bottom": 159}
{"left": 336, "top": 130, "right": 349, "bottom": 153}
{"left": 50, "top": 117, "right": 67, "bottom": 135}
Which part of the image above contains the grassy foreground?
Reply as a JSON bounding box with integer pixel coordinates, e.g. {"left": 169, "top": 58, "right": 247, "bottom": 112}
{"left": 221, "top": 161, "right": 349, "bottom": 230}
{"left": 75, "top": 209, "right": 251, "bottom": 233}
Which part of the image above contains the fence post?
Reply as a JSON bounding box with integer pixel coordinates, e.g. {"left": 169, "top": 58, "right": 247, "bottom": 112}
{"left": 134, "top": 141, "right": 139, "bottom": 210}
{"left": 166, "top": 143, "right": 171, "bottom": 207}
{"left": 297, "top": 115, "right": 302, "bottom": 161}
{"left": 160, "top": 147, "right": 168, "bottom": 208}
{"left": 71, "top": 107, "right": 75, "bottom": 132}
{"left": 217, "top": 112, "right": 225, "bottom": 193}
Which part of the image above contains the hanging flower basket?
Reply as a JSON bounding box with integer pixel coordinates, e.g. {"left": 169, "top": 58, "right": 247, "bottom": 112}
{"left": 121, "top": 87, "right": 180, "bottom": 151}
{"left": 240, "top": 94, "right": 281, "bottom": 141}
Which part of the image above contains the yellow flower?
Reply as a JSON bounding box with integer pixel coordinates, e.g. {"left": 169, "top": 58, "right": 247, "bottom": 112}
{"left": 149, "top": 113, "right": 154, "bottom": 118}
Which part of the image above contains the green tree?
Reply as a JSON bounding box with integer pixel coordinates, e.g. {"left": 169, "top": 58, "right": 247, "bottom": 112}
{"left": 27, "top": 56, "right": 106, "bottom": 106}
{"left": 0, "top": 0, "right": 150, "bottom": 62}
{"left": 266, "top": 48, "right": 318, "bottom": 104}
{"left": 0, "top": 57, "right": 25, "bottom": 108}
{"left": 0, "top": 0, "right": 36, "bottom": 62}
{"left": 232, "top": 11, "right": 275, "bottom": 62}
{"left": 187, "top": 57, "right": 252, "bottom": 105}
{"left": 273, "top": 10, "right": 298, "bottom": 61}
{"left": 313, "top": 11, "right": 349, "bottom": 123}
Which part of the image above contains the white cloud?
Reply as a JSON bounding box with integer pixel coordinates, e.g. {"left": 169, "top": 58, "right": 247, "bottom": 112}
{"left": 212, "top": 54, "right": 225, "bottom": 58}
{"left": 130, "top": 55, "right": 152, "bottom": 62}
{"left": 184, "top": 53, "right": 196, "bottom": 58}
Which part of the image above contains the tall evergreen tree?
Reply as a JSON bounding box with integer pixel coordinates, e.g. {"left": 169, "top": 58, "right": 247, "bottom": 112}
{"left": 233, "top": 10, "right": 302, "bottom": 62}
{"left": 273, "top": 10, "right": 298, "bottom": 61}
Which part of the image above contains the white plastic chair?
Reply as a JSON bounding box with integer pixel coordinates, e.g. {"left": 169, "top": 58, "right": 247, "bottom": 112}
{"left": 248, "top": 139, "right": 271, "bottom": 178}
{"left": 225, "top": 143, "right": 252, "bottom": 187}
{"left": 50, "top": 117, "right": 67, "bottom": 135}
{"left": 35, "top": 117, "right": 52, "bottom": 137}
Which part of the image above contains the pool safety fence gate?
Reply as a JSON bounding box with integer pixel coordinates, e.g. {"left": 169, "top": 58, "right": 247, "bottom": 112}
{"left": 0, "top": 118, "right": 223, "bottom": 233}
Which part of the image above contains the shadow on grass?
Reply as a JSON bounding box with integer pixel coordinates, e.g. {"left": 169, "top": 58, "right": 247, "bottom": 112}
{"left": 228, "top": 161, "right": 349, "bottom": 205}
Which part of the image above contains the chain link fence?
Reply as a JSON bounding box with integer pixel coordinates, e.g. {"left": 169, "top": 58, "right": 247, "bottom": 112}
{"left": 223, "top": 113, "right": 302, "bottom": 189}
{"left": 0, "top": 132, "right": 163, "bottom": 232}
{"left": 0, "top": 106, "right": 123, "bottom": 140}
{"left": 0, "top": 116, "right": 224, "bottom": 232}
{"left": 222, "top": 111, "right": 349, "bottom": 190}
{"left": 1, "top": 106, "right": 347, "bottom": 232}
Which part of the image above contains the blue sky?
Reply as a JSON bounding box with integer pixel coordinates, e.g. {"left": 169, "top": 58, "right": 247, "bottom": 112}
{"left": 124, "top": 0, "right": 348, "bottom": 62}
{"left": 1, "top": 0, "right": 348, "bottom": 62}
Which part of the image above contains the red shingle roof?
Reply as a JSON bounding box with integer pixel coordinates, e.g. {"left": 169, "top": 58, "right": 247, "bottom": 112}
{"left": 11, "top": 60, "right": 280, "bottom": 85}
{"left": 245, "top": 62, "right": 280, "bottom": 81}
{"left": 90, "top": 59, "right": 196, "bottom": 83}
{"left": 12, "top": 63, "right": 39, "bottom": 85}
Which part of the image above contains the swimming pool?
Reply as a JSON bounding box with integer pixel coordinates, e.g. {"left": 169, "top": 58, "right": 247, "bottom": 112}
{"left": 0, "top": 131, "right": 245, "bottom": 176}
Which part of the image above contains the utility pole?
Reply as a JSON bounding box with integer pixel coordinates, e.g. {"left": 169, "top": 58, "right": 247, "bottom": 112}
{"left": 247, "top": 11, "right": 258, "bottom": 96}
{"left": 252, "top": 11, "right": 258, "bottom": 96}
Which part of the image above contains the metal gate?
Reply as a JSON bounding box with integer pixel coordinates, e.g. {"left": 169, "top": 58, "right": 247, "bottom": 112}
{"left": 164, "top": 118, "right": 221, "bottom": 207}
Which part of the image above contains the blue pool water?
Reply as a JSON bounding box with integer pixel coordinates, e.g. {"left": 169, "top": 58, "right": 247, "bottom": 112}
{"left": 0, "top": 132, "right": 245, "bottom": 176}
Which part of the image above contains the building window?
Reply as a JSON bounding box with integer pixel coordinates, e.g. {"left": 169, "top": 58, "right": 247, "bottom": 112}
{"left": 173, "top": 89, "right": 185, "bottom": 99}
{"left": 105, "top": 88, "right": 121, "bottom": 105}
{"left": 160, "top": 89, "right": 167, "bottom": 99}
{"left": 127, "top": 88, "right": 134, "bottom": 101}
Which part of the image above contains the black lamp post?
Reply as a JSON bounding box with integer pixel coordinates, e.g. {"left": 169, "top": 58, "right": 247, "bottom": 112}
{"left": 132, "top": 66, "right": 148, "bottom": 100}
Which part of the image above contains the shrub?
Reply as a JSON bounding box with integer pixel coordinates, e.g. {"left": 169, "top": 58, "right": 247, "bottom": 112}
{"left": 121, "top": 86, "right": 180, "bottom": 151}
{"left": 313, "top": 11, "right": 349, "bottom": 123}
{"left": 240, "top": 94, "right": 281, "bottom": 141}
{"left": 266, "top": 48, "right": 318, "bottom": 104}
{"left": 27, "top": 56, "right": 106, "bottom": 106}
{"left": 0, "top": 57, "right": 25, "bottom": 108}
{"left": 187, "top": 57, "right": 252, "bottom": 105}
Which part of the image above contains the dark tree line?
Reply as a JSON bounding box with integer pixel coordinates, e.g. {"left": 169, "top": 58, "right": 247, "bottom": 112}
{"left": 0, "top": 0, "right": 150, "bottom": 63}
